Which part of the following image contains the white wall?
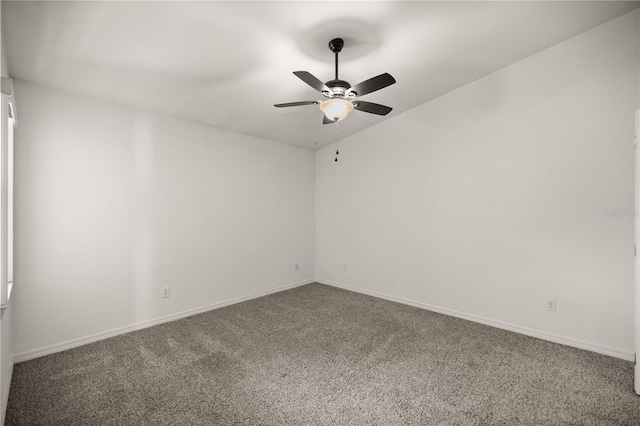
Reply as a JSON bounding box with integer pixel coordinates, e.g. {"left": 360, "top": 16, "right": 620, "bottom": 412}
{"left": 12, "top": 81, "right": 315, "bottom": 359}
{"left": 316, "top": 11, "right": 639, "bottom": 359}
{"left": 0, "top": 4, "right": 14, "bottom": 422}
{"left": 0, "top": 2, "right": 6, "bottom": 79}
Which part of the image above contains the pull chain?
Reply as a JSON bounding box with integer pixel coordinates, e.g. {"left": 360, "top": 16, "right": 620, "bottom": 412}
{"left": 334, "top": 121, "right": 340, "bottom": 162}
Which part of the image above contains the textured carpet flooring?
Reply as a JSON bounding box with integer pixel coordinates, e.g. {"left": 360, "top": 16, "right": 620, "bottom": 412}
{"left": 5, "top": 283, "right": 640, "bottom": 425}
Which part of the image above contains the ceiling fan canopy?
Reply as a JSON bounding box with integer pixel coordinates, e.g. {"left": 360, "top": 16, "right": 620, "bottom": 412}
{"left": 274, "top": 38, "right": 396, "bottom": 124}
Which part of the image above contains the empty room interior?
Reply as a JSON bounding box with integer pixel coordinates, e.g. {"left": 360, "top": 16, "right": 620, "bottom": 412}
{"left": 1, "top": 0, "right": 640, "bottom": 424}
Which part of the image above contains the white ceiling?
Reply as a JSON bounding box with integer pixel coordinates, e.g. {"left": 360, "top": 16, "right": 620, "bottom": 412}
{"left": 3, "top": 1, "right": 639, "bottom": 150}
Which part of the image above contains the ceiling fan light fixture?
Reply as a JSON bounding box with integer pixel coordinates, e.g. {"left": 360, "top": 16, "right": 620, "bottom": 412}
{"left": 319, "top": 98, "right": 354, "bottom": 121}
{"left": 274, "top": 37, "right": 395, "bottom": 125}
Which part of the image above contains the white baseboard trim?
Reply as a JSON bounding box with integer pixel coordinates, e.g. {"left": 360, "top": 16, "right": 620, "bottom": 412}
{"left": 316, "top": 278, "right": 634, "bottom": 361}
{"left": 14, "top": 279, "right": 314, "bottom": 363}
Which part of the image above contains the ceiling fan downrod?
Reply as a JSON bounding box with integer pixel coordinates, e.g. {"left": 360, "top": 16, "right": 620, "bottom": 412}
{"left": 328, "top": 38, "right": 344, "bottom": 81}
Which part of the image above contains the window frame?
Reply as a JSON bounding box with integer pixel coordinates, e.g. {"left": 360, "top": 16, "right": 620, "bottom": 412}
{"left": 1, "top": 78, "right": 15, "bottom": 317}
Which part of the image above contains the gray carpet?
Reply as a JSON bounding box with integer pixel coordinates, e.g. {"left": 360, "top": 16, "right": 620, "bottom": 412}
{"left": 5, "top": 283, "right": 640, "bottom": 425}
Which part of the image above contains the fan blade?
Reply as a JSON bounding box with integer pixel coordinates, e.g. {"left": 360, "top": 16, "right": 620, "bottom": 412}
{"left": 354, "top": 101, "right": 393, "bottom": 116}
{"left": 347, "top": 73, "right": 396, "bottom": 97}
{"left": 274, "top": 101, "right": 319, "bottom": 108}
{"left": 322, "top": 115, "right": 335, "bottom": 125}
{"left": 294, "top": 71, "right": 332, "bottom": 94}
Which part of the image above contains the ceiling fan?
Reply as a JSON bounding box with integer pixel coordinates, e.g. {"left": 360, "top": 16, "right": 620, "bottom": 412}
{"left": 274, "top": 38, "right": 396, "bottom": 124}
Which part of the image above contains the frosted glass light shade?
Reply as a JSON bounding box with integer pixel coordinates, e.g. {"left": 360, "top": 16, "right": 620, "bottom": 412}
{"left": 320, "top": 98, "right": 354, "bottom": 121}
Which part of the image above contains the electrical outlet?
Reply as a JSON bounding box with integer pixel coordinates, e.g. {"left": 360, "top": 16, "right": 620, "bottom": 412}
{"left": 294, "top": 263, "right": 300, "bottom": 271}
{"left": 162, "top": 287, "right": 170, "bottom": 298}
{"left": 547, "top": 300, "right": 556, "bottom": 312}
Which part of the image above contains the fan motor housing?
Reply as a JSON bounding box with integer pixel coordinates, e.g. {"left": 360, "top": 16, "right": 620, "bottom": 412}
{"left": 326, "top": 79, "right": 352, "bottom": 97}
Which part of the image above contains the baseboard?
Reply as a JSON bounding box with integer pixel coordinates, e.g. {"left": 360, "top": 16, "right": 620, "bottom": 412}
{"left": 316, "top": 278, "right": 634, "bottom": 361}
{"left": 14, "top": 279, "right": 314, "bottom": 363}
